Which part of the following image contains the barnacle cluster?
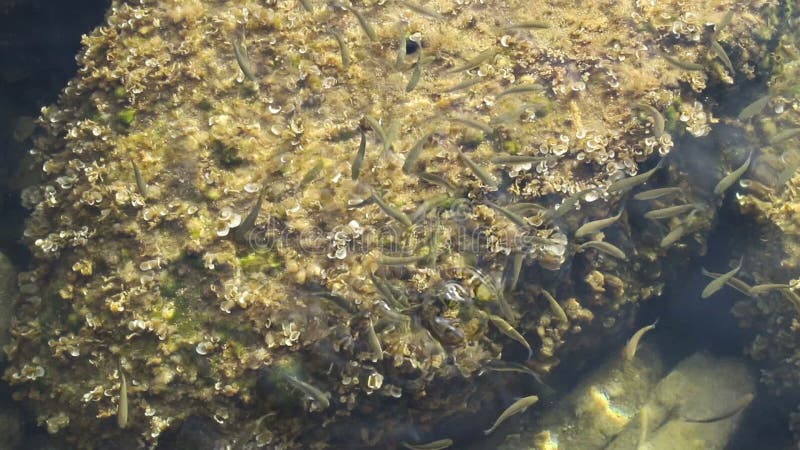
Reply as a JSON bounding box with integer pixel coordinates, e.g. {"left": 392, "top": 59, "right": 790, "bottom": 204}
{"left": 5, "top": 0, "right": 780, "bottom": 447}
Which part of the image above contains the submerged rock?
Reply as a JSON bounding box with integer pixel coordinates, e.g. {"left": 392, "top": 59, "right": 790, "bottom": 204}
{"left": 2, "top": 0, "right": 784, "bottom": 448}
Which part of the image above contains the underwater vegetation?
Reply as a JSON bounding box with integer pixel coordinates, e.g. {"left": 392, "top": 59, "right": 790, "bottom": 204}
{"left": 3, "top": 0, "right": 797, "bottom": 448}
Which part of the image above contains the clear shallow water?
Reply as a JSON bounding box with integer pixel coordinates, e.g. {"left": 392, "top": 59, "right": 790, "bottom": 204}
{"left": 0, "top": 2, "right": 796, "bottom": 449}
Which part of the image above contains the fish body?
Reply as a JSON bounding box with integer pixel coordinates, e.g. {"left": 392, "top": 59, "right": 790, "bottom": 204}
{"left": 448, "top": 48, "right": 496, "bottom": 73}
{"left": 117, "top": 367, "right": 128, "bottom": 429}
{"left": 643, "top": 203, "right": 700, "bottom": 220}
{"left": 575, "top": 209, "right": 623, "bottom": 238}
{"left": 455, "top": 148, "right": 498, "bottom": 187}
{"left": 607, "top": 161, "right": 662, "bottom": 193}
{"left": 577, "top": 240, "right": 626, "bottom": 260}
{"left": 403, "top": 130, "right": 434, "bottom": 174}
{"left": 233, "top": 38, "right": 256, "bottom": 81}
{"left": 130, "top": 158, "right": 148, "bottom": 198}
{"left": 769, "top": 128, "right": 800, "bottom": 145}
{"left": 623, "top": 319, "right": 658, "bottom": 361}
{"left": 633, "top": 103, "right": 665, "bottom": 138}
{"left": 235, "top": 187, "right": 266, "bottom": 240}
{"left": 372, "top": 189, "right": 412, "bottom": 227}
{"left": 738, "top": 95, "right": 770, "bottom": 121}
{"left": 488, "top": 314, "right": 532, "bottom": 359}
{"left": 541, "top": 289, "right": 568, "bottom": 325}
{"left": 701, "top": 258, "right": 743, "bottom": 298}
{"left": 285, "top": 374, "right": 331, "bottom": 409}
{"left": 683, "top": 393, "right": 754, "bottom": 423}
{"left": 496, "top": 83, "right": 545, "bottom": 98}
{"left": 352, "top": 130, "right": 367, "bottom": 180}
{"left": 401, "top": 439, "right": 453, "bottom": 450}
{"left": 714, "top": 151, "right": 752, "bottom": 195}
{"left": 633, "top": 187, "right": 682, "bottom": 201}
{"left": 484, "top": 395, "right": 539, "bottom": 435}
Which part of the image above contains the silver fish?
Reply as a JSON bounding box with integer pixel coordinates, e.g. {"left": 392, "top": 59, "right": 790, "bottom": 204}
{"left": 714, "top": 150, "right": 752, "bottom": 195}
{"left": 574, "top": 209, "right": 623, "bottom": 238}
{"left": 623, "top": 319, "right": 658, "bottom": 362}
{"left": 701, "top": 257, "right": 743, "bottom": 298}
{"left": 483, "top": 395, "right": 539, "bottom": 435}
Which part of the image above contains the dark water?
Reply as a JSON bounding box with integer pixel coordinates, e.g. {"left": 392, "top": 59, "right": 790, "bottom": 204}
{"left": 0, "top": 2, "right": 795, "bottom": 449}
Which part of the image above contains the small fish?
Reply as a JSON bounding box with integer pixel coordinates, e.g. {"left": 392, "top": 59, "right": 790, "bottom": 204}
{"left": 701, "top": 269, "right": 753, "bottom": 296}
{"left": 395, "top": 25, "right": 407, "bottom": 67}
{"left": 485, "top": 200, "right": 529, "bottom": 228}
{"left": 403, "top": 130, "right": 434, "bottom": 174}
{"left": 406, "top": 53, "right": 423, "bottom": 92}
{"left": 574, "top": 208, "right": 623, "bottom": 238}
{"left": 444, "top": 77, "right": 485, "bottom": 93}
{"left": 506, "top": 202, "right": 547, "bottom": 215}
{"left": 504, "top": 252, "right": 524, "bottom": 293}
{"left": 377, "top": 252, "right": 429, "bottom": 266}
{"left": 366, "top": 318, "right": 383, "bottom": 362}
{"left": 660, "top": 224, "right": 687, "bottom": 248}
{"left": 546, "top": 188, "right": 596, "bottom": 220}
{"left": 483, "top": 395, "right": 539, "bottom": 435}
{"left": 633, "top": 103, "right": 665, "bottom": 138}
{"left": 363, "top": 115, "right": 386, "bottom": 144}
{"left": 623, "top": 319, "right": 658, "bottom": 362}
{"left": 701, "top": 257, "right": 743, "bottom": 298}
{"left": 716, "top": 10, "right": 735, "bottom": 34}
{"left": 577, "top": 240, "right": 626, "bottom": 260}
{"left": 607, "top": 160, "right": 663, "bottom": 193}
{"left": 482, "top": 360, "right": 555, "bottom": 396}
{"left": 371, "top": 189, "right": 412, "bottom": 227}
{"left": 683, "top": 393, "right": 754, "bottom": 423}
{"left": 352, "top": 130, "right": 367, "bottom": 180}
{"left": 300, "top": 161, "right": 324, "bottom": 187}
{"left": 411, "top": 194, "right": 450, "bottom": 223}
{"left": 738, "top": 94, "right": 770, "bottom": 121}
{"left": 130, "top": 158, "right": 148, "bottom": 198}
{"left": 383, "top": 119, "right": 401, "bottom": 153}
{"left": 638, "top": 406, "right": 650, "bottom": 450}
{"left": 334, "top": 2, "right": 377, "bottom": 41}
{"left": 448, "top": 48, "right": 496, "bottom": 73}
{"left": 714, "top": 150, "right": 752, "bottom": 195}
{"left": 401, "top": 439, "right": 454, "bottom": 450}
{"left": 448, "top": 116, "right": 494, "bottom": 135}
{"left": 418, "top": 171, "right": 459, "bottom": 193}
{"left": 489, "top": 314, "right": 533, "bottom": 359}
{"left": 455, "top": 148, "right": 498, "bottom": 187}
{"left": 398, "top": 1, "right": 444, "bottom": 20}
{"left": 331, "top": 31, "right": 351, "bottom": 68}
{"left": 633, "top": 186, "right": 682, "bottom": 201}
{"left": 769, "top": 127, "right": 800, "bottom": 145}
{"left": 496, "top": 83, "right": 545, "bottom": 98}
{"left": 284, "top": 374, "right": 331, "bottom": 409}
{"left": 502, "top": 21, "right": 549, "bottom": 30}
{"left": 490, "top": 154, "right": 558, "bottom": 165}
{"left": 748, "top": 283, "right": 791, "bottom": 296}
{"left": 659, "top": 51, "right": 705, "bottom": 71}
{"left": 298, "top": 0, "right": 313, "bottom": 11}
{"left": 710, "top": 39, "right": 734, "bottom": 74}
{"left": 541, "top": 289, "right": 568, "bottom": 325}
{"left": 233, "top": 37, "right": 257, "bottom": 81}
{"left": 117, "top": 366, "right": 128, "bottom": 429}
{"left": 777, "top": 156, "right": 800, "bottom": 187}
{"left": 643, "top": 203, "right": 700, "bottom": 220}
{"left": 235, "top": 186, "right": 266, "bottom": 240}
{"left": 370, "top": 272, "right": 397, "bottom": 305}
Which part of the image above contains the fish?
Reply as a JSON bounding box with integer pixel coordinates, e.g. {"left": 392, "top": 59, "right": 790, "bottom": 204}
{"left": 710, "top": 38, "right": 734, "bottom": 73}
{"left": 701, "top": 269, "right": 753, "bottom": 296}
{"left": 448, "top": 48, "right": 496, "bottom": 73}
{"left": 352, "top": 130, "right": 367, "bottom": 180}
{"left": 383, "top": 119, "right": 401, "bottom": 153}
{"left": 403, "top": 130, "right": 434, "bottom": 174}
{"left": 769, "top": 127, "right": 800, "bottom": 145}
{"left": 622, "top": 319, "right": 658, "bottom": 362}
{"left": 363, "top": 115, "right": 386, "bottom": 145}
{"left": 406, "top": 53, "right": 423, "bottom": 92}
{"left": 777, "top": 156, "right": 800, "bottom": 187}
{"left": 284, "top": 374, "right": 331, "bottom": 409}
{"left": 235, "top": 186, "right": 266, "bottom": 240}
{"left": 574, "top": 208, "right": 623, "bottom": 238}
{"left": 366, "top": 318, "right": 383, "bottom": 362}
{"left": 298, "top": 0, "right": 313, "bottom": 11}
{"left": 300, "top": 161, "right": 324, "bottom": 187}
{"left": 448, "top": 116, "right": 494, "bottom": 134}
{"left": 398, "top": 1, "right": 445, "bottom": 20}
{"left": 334, "top": 2, "right": 377, "bottom": 41}
{"left": 748, "top": 283, "right": 791, "bottom": 296}
{"left": 504, "top": 252, "right": 524, "bottom": 293}
{"left": 716, "top": 10, "right": 735, "bottom": 33}
{"left": 643, "top": 203, "right": 700, "bottom": 220}
{"left": 371, "top": 189, "right": 412, "bottom": 227}
{"left": 481, "top": 360, "right": 552, "bottom": 392}
{"left": 683, "top": 393, "right": 754, "bottom": 423}
{"left": 502, "top": 21, "right": 549, "bottom": 30}
{"left": 487, "top": 314, "right": 532, "bottom": 359}
{"left": 577, "top": 240, "right": 626, "bottom": 260}
{"left": 483, "top": 395, "right": 539, "bottom": 435}
{"left": 701, "top": 257, "right": 743, "bottom": 298}
{"left": 418, "top": 172, "right": 459, "bottom": 193}
{"left": 490, "top": 154, "right": 558, "bottom": 165}
{"left": 455, "top": 148, "right": 498, "bottom": 187}
{"left": 633, "top": 103, "right": 665, "bottom": 138}
{"left": 607, "top": 160, "right": 663, "bottom": 193}
{"left": 496, "top": 83, "right": 546, "bottom": 98}
{"left": 541, "top": 289, "right": 568, "bottom": 325}
{"left": 638, "top": 406, "right": 650, "bottom": 450}
{"left": 117, "top": 365, "right": 128, "bottom": 429}
{"left": 444, "top": 77, "right": 485, "bottom": 93}
{"left": 738, "top": 94, "right": 770, "bottom": 121}
{"left": 395, "top": 26, "right": 407, "bottom": 67}
{"left": 232, "top": 37, "right": 257, "bottom": 81}
{"left": 633, "top": 186, "right": 683, "bottom": 201}
{"left": 401, "top": 439, "right": 453, "bottom": 450}
{"left": 411, "top": 194, "right": 450, "bottom": 223}
{"left": 331, "top": 31, "right": 350, "bottom": 68}
{"left": 714, "top": 150, "right": 752, "bottom": 195}
{"left": 130, "top": 158, "right": 148, "bottom": 198}
{"left": 485, "top": 200, "right": 529, "bottom": 228}
{"left": 659, "top": 51, "right": 705, "bottom": 71}
{"left": 546, "top": 188, "right": 596, "bottom": 220}
{"left": 660, "top": 224, "right": 687, "bottom": 248}
{"left": 378, "top": 252, "right": 429, "bottom": 266}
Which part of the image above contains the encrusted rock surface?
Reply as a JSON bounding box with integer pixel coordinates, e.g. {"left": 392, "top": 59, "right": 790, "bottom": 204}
{"left": 4, "top": 0, "right": 783, "bottom": 447}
